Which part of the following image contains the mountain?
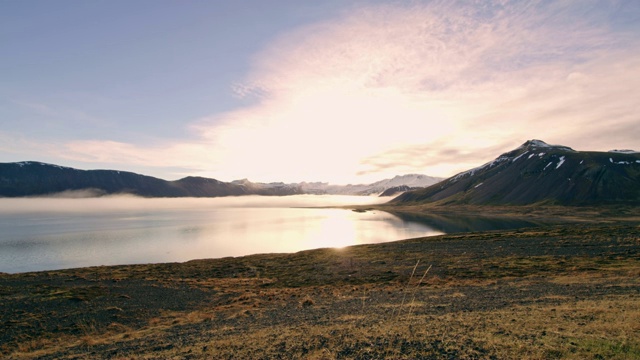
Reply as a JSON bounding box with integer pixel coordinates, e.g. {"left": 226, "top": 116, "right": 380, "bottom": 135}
{"left": 0, "top": 161, "right": 438, "bottom": 198}
{"left": 379, "top": 185, "right": 423, "bottom": 197}
{"left": 299, "top": 174, "right": 443, "bottom": 196}
{"left": 391, "top": 140, "right": 640, "bottom": 206}
{"left": 0, "top": 162, "right": 302, "bottom": 197}
{"left": 229, "top": 179, "right": 304, "bottom": 196}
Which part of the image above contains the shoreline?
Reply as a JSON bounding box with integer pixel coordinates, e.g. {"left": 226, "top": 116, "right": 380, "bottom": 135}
{"left": 4, "top": 203, "right": 639, "bottom": 275}
{"left": 348, "top": 203, "right": 640, "bottom": 222}
{"left": 1, "top": 220, "right": 638, "bottom": 358}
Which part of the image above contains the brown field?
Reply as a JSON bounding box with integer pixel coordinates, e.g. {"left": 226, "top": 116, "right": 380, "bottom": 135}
{"left": 1, "top": 208, "right": 638, "bottom": 359}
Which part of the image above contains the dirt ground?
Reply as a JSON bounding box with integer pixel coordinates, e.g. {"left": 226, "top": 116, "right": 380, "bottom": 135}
{"left": 1, "top": 221, "right": 639, "bottom": 359}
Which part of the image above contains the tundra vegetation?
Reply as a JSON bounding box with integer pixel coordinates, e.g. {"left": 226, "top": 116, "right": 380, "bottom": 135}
{"left": 1, "top": 206, "right": 639, "bottom": 359}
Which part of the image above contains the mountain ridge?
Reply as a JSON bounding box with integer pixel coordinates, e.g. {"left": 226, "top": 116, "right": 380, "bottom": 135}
{"left": 0, "top": 162, "right": 302, "bottom": 197}
{"left": 299, "top": 174, "right": 442, "bottom": 195}
{"left": 391, "top": 140, "right": 640, "bottom": 206}
{"left": 0, "top": 161, "right": 440, "bottom": 198}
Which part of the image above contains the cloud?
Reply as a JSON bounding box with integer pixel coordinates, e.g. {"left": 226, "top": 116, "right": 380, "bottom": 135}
{"left": 358, "top": 140, "right": 515, "bottom": 178}
{"left": 60, "top": 139, "right": 220, "bottom": 173}
{"left": 0, "top": 132, "right": 213, "bottom": 180}
{"left": 14, "top": 0, "right": 638, "bottom": 183}
{"left": 188, "top": 0, "right": 639, "bottom": 182}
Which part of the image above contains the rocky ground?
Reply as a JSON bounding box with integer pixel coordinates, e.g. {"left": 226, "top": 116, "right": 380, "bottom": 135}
{"left": 1, "top": 222, "right": 639, "bottom": 359}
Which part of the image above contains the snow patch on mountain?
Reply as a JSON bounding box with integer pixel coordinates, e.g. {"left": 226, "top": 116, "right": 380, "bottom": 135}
{"left": 610, "top": 160, "right": 638, "bottom": 165}
{"left": 15, "top": 161, "right": 72, "bottom": 170}
{"left": 451, "top": 155, "right": 510, "bottom": 182}
{"left": 517, "top": 139, "right": 575, "bottom": 152}
{"left": 523, "top": 139, "right": 575, "bottom": 152}
{"left": 512, "top": 151, "right": 528, "bottom": 162}
{"left": 528, "top": 140, "right": 551, "bottom": 148}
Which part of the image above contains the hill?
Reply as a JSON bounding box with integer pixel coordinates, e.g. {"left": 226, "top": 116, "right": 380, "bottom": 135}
{"left": 391, "top": 140, "right": 640, "bottom": 206}
{"left": 0, "top": 162, "right": 302, "bottom": 197}
{"left": 0, "top": 162, "right": 440, "bottom": 198}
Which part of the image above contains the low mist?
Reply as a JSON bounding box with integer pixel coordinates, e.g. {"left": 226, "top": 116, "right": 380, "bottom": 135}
{"left": 0, "top": 194, "right": 390, "bottom": 214}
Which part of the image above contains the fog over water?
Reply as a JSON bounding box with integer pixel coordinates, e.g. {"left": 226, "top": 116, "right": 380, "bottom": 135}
{"left": 0, "top": 195, "right": 442, "bottom": 273}
{"left": 0, "top": 195, "right": 547, "bottom": 273}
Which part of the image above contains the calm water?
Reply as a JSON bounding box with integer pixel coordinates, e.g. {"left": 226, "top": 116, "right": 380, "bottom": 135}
{"left": 0, "top": 196, "right": 422, "bottom": 273}
{"left": 0, "top": 195, "right": 543, "bottom": 273}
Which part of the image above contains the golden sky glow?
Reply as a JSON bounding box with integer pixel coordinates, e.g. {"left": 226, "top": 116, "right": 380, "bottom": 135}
{"left": 2, "top": 1, "right": 639, "bottom": 183}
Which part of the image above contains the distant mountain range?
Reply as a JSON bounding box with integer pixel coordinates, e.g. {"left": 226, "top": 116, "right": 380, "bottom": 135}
{"left": 299, "top": 174, "right": 442, "bottom": 196}
{"left": 392, "top": 140, "right": 640, "bottom": 206}
{"left": 5, "top": 139, "right": 636, "bottom": 204}
{"left": 0, "top": 161, "right": 442, "bottom": 198}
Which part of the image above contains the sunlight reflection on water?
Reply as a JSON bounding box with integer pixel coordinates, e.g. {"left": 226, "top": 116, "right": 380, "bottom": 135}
{"left": 0, "top": 195, "right": 443, "bottom": 273}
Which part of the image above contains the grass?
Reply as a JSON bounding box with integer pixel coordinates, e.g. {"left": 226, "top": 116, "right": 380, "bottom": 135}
{"left": 139, "top": 291, "right": 637, "bottom": 359}
{"left": 0, "top": 222, "right": 638, "bottom": 358}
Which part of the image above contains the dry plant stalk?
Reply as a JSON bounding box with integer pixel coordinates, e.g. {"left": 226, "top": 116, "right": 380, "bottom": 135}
{"left": 408, "top": 264, "right": 432, "bottom": 319}
{"left": 393, "top": 260, "right": 420, "bottom": 319}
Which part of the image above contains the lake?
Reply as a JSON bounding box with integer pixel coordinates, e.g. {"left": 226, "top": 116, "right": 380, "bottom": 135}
{"left": 0, "top": 195, "right": 543, "bottom": 273}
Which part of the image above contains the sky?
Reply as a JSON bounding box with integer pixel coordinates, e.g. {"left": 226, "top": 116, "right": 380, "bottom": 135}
{"left": 1, "top": 0, "right": 639, "bottom": 184}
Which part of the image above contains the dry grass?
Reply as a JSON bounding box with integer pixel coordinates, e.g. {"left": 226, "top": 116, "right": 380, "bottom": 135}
{"left": 124, "top": 291, "right": 638, "bottom": 359}
{"left": 1, "top": 222, "right": 638, "bottom": 359}
{"left": 459, "top": 295, "right": 640, "bottom": 359}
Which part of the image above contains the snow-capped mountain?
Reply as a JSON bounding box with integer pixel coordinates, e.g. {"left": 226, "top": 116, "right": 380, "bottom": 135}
{"left": 298, "top": 174, "right": 443, "bottom": 196}
{"left": 371, "top": 174, "right": 443, "bottom": 188}
{"left": 392, "top": 140, "right": 640, "bottom": 206}
{"left": 230, "top": 178, "right": 303, "bottom": 195}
